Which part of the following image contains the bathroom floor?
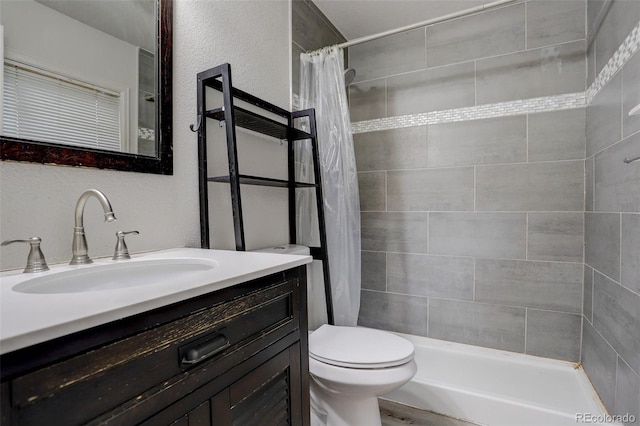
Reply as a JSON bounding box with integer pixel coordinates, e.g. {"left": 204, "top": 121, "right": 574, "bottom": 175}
{"left": 380, "top": 399, "right": 477, "bottom": 426}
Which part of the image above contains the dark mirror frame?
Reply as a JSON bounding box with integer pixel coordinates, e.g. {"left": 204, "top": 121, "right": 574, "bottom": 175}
{"left": 0, "top": 0, "right": 173, "bottom": 175}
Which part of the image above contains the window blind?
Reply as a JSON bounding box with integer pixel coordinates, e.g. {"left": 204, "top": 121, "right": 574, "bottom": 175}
{"left": 2, "top": 62, "right": 122, "bottom": 152}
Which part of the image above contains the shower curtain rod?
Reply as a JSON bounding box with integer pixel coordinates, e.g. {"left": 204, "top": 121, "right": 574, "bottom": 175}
{"left": 336, "top": 0, "right": 518, "bottom": 49}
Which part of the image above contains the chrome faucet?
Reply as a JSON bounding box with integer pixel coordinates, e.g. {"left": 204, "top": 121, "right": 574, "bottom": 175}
{"left": 1, "top": 237, "right": 50, "bottom": 273}
{"left": 70, "top": 189, "right": 117, "bottom": 265}
{"left": 112, "top": 230, "right": 139, "bottom": 260}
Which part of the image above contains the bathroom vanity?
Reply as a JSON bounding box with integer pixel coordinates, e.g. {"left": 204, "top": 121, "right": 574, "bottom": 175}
{"left": 0, "top": 249, "right": 311, "bottom": 425}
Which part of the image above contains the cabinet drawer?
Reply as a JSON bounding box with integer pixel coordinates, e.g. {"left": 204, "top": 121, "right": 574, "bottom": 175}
{"left": 138, "top": 341, "right": 303, "bottom": 426}
{"left": 10, "top": 279, "right": 297, "bottom": 425}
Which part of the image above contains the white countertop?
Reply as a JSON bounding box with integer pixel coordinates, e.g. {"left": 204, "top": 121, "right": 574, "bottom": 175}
{"left": 0, "top": 248, "right": 311, "bottom": 355}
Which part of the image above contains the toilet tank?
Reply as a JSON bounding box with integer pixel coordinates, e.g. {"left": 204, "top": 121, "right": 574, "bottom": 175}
{"left": 255, "top": 244, "right": 327, "bottom": 331}
{"left": 255, "top": 244, "right": 310, "bottom": 256}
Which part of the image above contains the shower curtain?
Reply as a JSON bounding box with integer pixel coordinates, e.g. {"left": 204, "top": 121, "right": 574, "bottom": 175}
{"left": 297, "top": 46, "right": 361, "bottom": 326}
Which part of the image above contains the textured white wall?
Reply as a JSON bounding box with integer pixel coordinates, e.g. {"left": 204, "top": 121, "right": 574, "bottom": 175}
{"left": 0, "top": 0, "right": 291, "bottom": 270}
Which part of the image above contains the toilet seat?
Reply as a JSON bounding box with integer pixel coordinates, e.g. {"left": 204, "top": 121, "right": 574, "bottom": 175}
{"left": 309, "top": 325, "right": 414, "bottom": 369}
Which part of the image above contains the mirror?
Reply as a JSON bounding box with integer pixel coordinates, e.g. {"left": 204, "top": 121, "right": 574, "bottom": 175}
{"left": 0, "top": 0, "right": 173, "bottom": 175}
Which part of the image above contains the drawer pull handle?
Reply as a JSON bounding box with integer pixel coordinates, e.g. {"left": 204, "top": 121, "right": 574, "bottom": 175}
{"left": 181, "top": 334, "right": 230, "bottom": 365}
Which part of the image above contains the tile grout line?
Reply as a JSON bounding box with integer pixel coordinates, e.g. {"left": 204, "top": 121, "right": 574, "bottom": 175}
{"left": 525, "top": 113, "right": 529, "bottom": 163}
{"left": 384, "top": 78, "right": 388, "bottom": 119}
{"left": 473, "top": 166, "right": 476, "bottom": 212}
{"left": 525, "top": 212, "right": 529, "bottom": 260}
{"left": 363, "top": 209, "right": 585, "bottom": 214}
{"left": 588, "top": 125, "right": 640, "bottom": 161}
{"left": 474, "top": 60, "right": 477, "bottom": 107}
{"left": 613, "top": 355, "right": 619, "bottom": 408}
{"left": 426, "top": 297, "right": 430, "bottom": 337}
{"left": 358, "top": 250, "right": 584, "bottom": 267}
{"left": 524, "top": 1, "right": 528, "bottom": 51}
{"left": 592, "top": 156, "right": 596, "bottom": 211}
{"left": 590, "top": 264, "right": 640, "bottom": 298}
{"left": 590, "top": 267, "right": 594, "bottom": 324}
{"left": 351, "top": 37, "right": 586, "bottom": 87}
{"left": 385, "top": 251, "right": 388, "bottom": 292}
{"left": 618, "top": 354, "right": 640, "bottom": 383}
{"left": 524, "top": 307, "right": 528, "bottom": 354}
{"left": 426, "top": 209, "right": 430, "bottom": 256}
{"left": 384, "top": 170, "right": 388, "bottom": 213}
{"left": 359, "top": 158, "right": 586, "bottom": 172}
{"left": 375, "top": 289, "right": 581, "bottom": 316}
{"left": 472, "top": 257, "right": 476, "bottom": 302}
{"left": 619, "top": 212, "right": 622, "bottom": 289}
{"left": 424, "top": 26, "right": 428, "bottom": 69}
{"left": 579, "top": 299, "right": 583, "bottom": 363}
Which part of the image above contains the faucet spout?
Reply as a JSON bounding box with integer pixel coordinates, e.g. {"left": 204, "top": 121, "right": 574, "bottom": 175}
{"left": 70, "top": 189, "right": 117, "bottom": 265}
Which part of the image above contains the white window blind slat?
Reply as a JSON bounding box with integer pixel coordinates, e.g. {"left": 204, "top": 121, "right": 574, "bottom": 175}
{"left": 2, "top": 62, "right": 123, "bottom": 152}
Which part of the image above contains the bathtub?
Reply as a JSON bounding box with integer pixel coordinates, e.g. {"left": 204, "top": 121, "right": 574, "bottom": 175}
{"left": 382, "top": 333, "right": 621, "bottom": 426}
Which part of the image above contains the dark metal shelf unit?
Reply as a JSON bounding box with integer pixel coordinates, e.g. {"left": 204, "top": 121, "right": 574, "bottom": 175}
{"left": 195, "top": 63, "right": 334, "bottom": 324}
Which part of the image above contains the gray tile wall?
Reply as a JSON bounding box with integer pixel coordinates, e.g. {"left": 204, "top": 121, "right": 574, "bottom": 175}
{"left": 291, "top": 0, "right": 346, "bottom": 96}
{"left": 292, "top": 1, "right": 639, "bottom": 420}
{"left": 351, "top": 0, "right": 588, "bottom": 363}
{"left": 425, "top": 3, "right": 525, "bottom": 68}
{"left": 475, "top": 40, "right": 586, "bottom": 104}
{"left": 350, "top": 1, "right": 586, "bottom": 120}
{"left": 426, "top": 116, "right": 527, "bottom": 167}
{"left": 583, "top": 1, "right": 640, "bottom": 423}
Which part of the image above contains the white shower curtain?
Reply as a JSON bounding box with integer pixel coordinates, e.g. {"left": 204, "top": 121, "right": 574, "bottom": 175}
{"left": 297, "top": 46, "right": 361, "bottom": 326}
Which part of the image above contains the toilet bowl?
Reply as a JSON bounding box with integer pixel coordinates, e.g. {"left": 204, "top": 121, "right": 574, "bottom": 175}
{"left": 255, "top": 245, "right": 416, "bottom": 425}
{"left": 308, "top": 324, "right": 417, "bottom": 426}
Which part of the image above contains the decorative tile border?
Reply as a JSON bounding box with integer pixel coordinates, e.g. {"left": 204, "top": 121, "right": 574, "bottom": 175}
{"left": 292, "top": 21, "right": 639, "bottom": 134}
{"left": 351, "top": 92, "right": 586, "bottom": 134}
{"left": 349, "top": 20, "right": 640, "bottom": 135}
{"left": 587, "top": 20, "right": 640, "bottom": 104}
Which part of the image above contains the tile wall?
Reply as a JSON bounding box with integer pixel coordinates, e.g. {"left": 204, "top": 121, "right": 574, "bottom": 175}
{"left": 291, "top": 0, "right": 346, "bottom": 98}
{"left": 351, "top": 0, "right": 588, "bottom": 362}
{"left": 291, "top": 0, "right": 639, "bottom": 419}
{"left": 583, "top": 0, "right": 640, "bottom": 422}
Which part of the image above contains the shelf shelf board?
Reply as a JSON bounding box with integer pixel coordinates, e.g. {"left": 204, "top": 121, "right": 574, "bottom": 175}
{"left": 208, "top": 174, "right": 316, "bottom": 188}
{"left": 206, "top": 106, "right": 312, "bottom": 141}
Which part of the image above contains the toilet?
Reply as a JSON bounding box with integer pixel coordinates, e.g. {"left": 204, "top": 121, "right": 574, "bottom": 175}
{"left": 256, "top": 244, "right": 417, "bottom": 426}
{"left": 308, "top": 324, "right": 416, "bottom": 426}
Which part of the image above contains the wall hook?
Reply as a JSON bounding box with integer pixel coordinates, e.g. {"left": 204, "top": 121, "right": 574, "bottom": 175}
{"left": 623, "top": 155, "right": 640, "bottom": 164}
{"left": 189, "top": 115, "right": 202, "bottom": 132}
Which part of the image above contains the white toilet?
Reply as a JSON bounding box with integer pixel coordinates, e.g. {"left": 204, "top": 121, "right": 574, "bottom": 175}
{"left": 308, "top": 324, "right": 416, "bottom": 426}
{"left": 256, "top": 245, "right": 417, "bottom": 425}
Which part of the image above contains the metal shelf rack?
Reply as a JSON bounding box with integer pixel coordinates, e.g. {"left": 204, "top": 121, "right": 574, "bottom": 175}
{"left": 194, "top": 63, "right": 334, "bottom": 324}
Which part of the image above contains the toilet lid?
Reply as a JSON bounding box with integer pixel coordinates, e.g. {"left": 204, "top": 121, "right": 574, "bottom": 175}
{"left": 308, "top": 325, "right": 414, "bottom": 369}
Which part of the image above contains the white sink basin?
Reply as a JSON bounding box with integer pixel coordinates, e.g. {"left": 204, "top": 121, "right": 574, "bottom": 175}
{"left": 12, "top": 259, "right": 218, "bottom": 294}
{"left": 1, "top": 248, "right": 312, "bottom": 355}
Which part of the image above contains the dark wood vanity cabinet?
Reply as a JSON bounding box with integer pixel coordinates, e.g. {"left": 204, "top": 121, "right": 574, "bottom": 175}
{"left": 0, "top": 266, "right": 310, "bottom": 426}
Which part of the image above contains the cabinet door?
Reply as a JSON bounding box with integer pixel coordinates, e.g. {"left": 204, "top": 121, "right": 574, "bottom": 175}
{"left": 228, "top": 344, "right": 301, "bottom": 426}
{"left": 144, "top": 343, "right": 309, "bottom": 426}
{"left": 145, "top": 343, "right": 306, "bottom": 426}
{"left": 170, "top": 400, "right": 213, "bottom": 426}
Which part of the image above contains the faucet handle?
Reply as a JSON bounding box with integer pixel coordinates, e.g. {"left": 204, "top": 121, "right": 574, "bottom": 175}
{"left": 112, "top": 231, "right": 139, "bottom": 260}
{"left": 1, "top": 237, "right": 50, "bottom": 273}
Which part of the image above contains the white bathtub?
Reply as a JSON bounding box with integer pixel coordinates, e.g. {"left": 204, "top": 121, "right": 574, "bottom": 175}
{"left": 382, "top": 333, "right": 621, "bottom": 426}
